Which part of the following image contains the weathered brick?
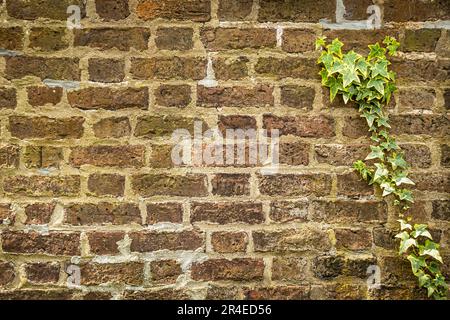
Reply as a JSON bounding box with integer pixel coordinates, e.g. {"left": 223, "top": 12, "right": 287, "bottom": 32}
{"left": 258, "top": 0, "right": 334, "bottom": 22}
{"left": 0, "top": 262, "right": 15, "bottom": 287}
{"left": 129, "top": 230, "right": 204, "bottom": 252}
{"left": 147, "top": 203, "right": 183, "bottom": 224}
{"left": 93, "top": 117, "right": 131, "bottom": 138}
{"left": 0, "top": 27, "right": 23, "bottom": 51}
{"left": 279, "top": 142, "right": 310, "bottom": 166}
{"left": 313, "top": 255, "right": 375, "bottom": 279}
{"left": 88, "top": 58, "right": 125, "bottom": 83}
{"left": 155, "top": 28, "right": 193, "bottom": 51}
{"left": 5, "top": 56, "right": 80, "bottom": 80}
{"left": 341, "top": 0, "right": 374, "bottom": 20}
{"left": 149, "top": 144, "right": 174, "bottom": 168}
{"left": 310, "top": 200, "right": 387, "bottom": 223}
{"left": 269, "top": 201, "right": 309, "bottom": 223}
{"left": 334, "top": 228, "right": 372, "bottom": 251}
{"left": 253, "top": 226, "right": 331, "bottom": 252}
{"left": 136, "top": 0, "right": 211, "bottom": 22}
{"left": 383, "top": 0, "right": 450, "bottom": 22}
{"left": 373, "top": 227, "right": 398, "bottom": 250}
{"left": 0, "top": 87, "right": 16, "bottom": 109}
{"left": 337, "top": 172, "right": 374, "bottom": 197}
{"left": 9, "top": 116, "right": 84, "bottom": 139}
{"left": 280, "top": 85, "right": 314, "bottom": 109}
{"left": 3, "top": 175, "right": 80, "bottom": 197}
{"left": 263, "top": 114, "right": 335, "bottom": 138}
{"left": 150, "top": 260, "right": 182, "bottom": 284}
{"left": 255, "top": 57, "right": 318, "bottom": 79}
{"left": 402, "top": 29, "right": 441, "bottom": 52}
{"left": 401, "top": 144, "right": 432, "bottom": 168}
{"left": 6, "top": 0, "right": 86, "bottom": 20}
{"left": 390, "top": 115, "right": 449, "bottom": 137}
{"left": 201, "top": 28, "right": 276, "bottom": 51}
{"left": 2, "top": 231, "right": 80, "bottom": 255}
{"left": 23, "top": 146, "right": 63, "bottom": 169}
{"left": 272, "top": 257, "right": 308, "bottom": 282}
{"left": 131, "top": 57, "right": 206, "bottom": 80}
{"left": 442, "top": 144, "right": 450, "bottom": 167}
{"left": 444, "top": 89, "right": 450, "bottom": 110}
{"left": 211, "top": 173, "right": 250, "bottom": 196}
{"left": 342, "top": 116, "right": 370, "bottom": 138}
{"left": 29, "top": 28, "right": 68, "bottom": 51}
{"left": 218, "top": 115, "right": 257, "bottom": 133}
{"left": 191, "top": 202, "right": 264, "bottom": 224}
{"left": 24, "top": 203, "right": 55, "bottom": 225}
{"left": 199, "top": 85, "right": 273, "bottom": 108}
{"left": 411, "top": 172, "right": 449, "bottom": 193}
{"left": 211, "top": 232, "right": 248, "bottom": 253}
{"left": 65, "top": 203, "right": 141, "bottom": 226}
{"left": 218, "top": 0, "right": 252, "bottom": 21}
{"left": 87, "top": 231, "right": 124, "bottom": 255}
{"left": 0, "top": 204, "right": 13, "bottom": 225}
{"left": 0, "top": 290, "right": 75, "bottom": 300}
{"left": 245, "top": 286, "right": 310, "bottom": 300}
{"left": 314, "top": 144, "right": 369, "bottom": 166}
{"left": 135, "top": 115, "right": 202, "bottom": 138}
{"left": 282, "top": 29, "right": 316, "bottom": 53}
{"left": 87, "top": 174, "right": 125, "bottom": 197}
{"left": 96, "top": 0, "right": 130, "bottom": 20}
{"left": 431, "top": 200, "right": 449, "bottom": 221}
{"left": 123, "top": 289, "right": 189, "bottom": 300}
{"left": 392, "top": 59, "right": 448, "bottom": 82}
{"left": 398, "top": 88, "right": 435, "bottom": 111}
{"left": 82, "top": 292, "right": 114, "bottom": 300}
{"left": 155, "top": 84, "right": 191, "bottom": 107}
{"left": 259, "top": 174, "right": 332, "bottom": 197}
{"left": 80, "top": 263, "right": 143, "bottom": 286}
{"left": 380, "top": 256, "right": 416, "bottom": 285}
{"left": 214, "top": 57, "right": 249, "bottom": 80}
{"left": 27, "top": 86, "right": 63, "bottom": 106}
{"left": 191, "top": 259, "right": 264, "bottom": 281}
{"left": 68, "top": 87, "right": 148, "bottom": 110}
{"left": 206, "top": 285, "right": 242, "bottom": 300}
{"left": 69, "top": 145, "right": 145, "bottom": 168}
{"left": 25, "top": 263, "right": 60, "bottom": 284}
{"left": 0, "top": 145, "right": 19, "bottom": 168}
{"left": 132, "top": 174, "right": 208, "bottom": 197}
{"left": 74, "top": 28, "right": 151, "bottom": 51}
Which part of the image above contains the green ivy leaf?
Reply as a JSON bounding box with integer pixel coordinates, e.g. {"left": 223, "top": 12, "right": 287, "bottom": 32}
{"left": 398, "top": 219, "right": 413, "bottom": 231}
{"left": 365, "top": 146, "right": 384, "bottom": 161}
{"left": 407, "top": 254, "right": 427, "bottom": 275}
{"left": 371, "top": 60, "right": 389, "bottom": 78}
{"left": 328, "top": 38, "right": 344, "bottom": 57}
{"left": 367, "top": 78, "right": 385, "bottom": 95}
{"left": 420, "top": 240, "right": 443, "bottom": 263}
{"left": 411, "top": 224, "right": 433, "bottom": 240}
{"left": 315, "top": 36, "right": 327, "bottom": 50}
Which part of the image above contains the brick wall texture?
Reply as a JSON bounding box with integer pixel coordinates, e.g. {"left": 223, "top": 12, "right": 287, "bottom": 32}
{"left": 0, "top": 0, "right": 449, "bottom": 300}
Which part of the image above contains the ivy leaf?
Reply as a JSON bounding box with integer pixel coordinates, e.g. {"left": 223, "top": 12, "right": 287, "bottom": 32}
{"left": 368, "top": 43, "right": 386, "bottom": 60}
{"left": 411, "top": 224, "right": 433, "bottom": 240}
{"left": 367, "top": 78, "right": 385, "bottom": 95}
{"left": 371, "top": 60, "right": 389, "bottom": 78}
{"left": 326, "top": 76, "right": 343, "bottom": 101}
{"left": 383, "top": 36, "right": 400, "bottom": 56}
{"left": 420, "top": 240, "right": 443, "bottom": 263}
{"left": 399, "top": 238, "right": 418, "bottom": 254}
{"left": 319, "top": 52, "right": 334, "bottom": 70}
{"left": 363, "top": 111, "right": 376, "bottom": 128}
{"left": 407, "top": 255, "right": 427, "bottom": 275}
{"left": 356, "top": 58, "right": 369, "bottom": 78}
{"left": 380, "top": 182, "right": 395, "bottom": 196}
{"left": 328, "top": 38, "right": 343, "bottom": 57}
{"left": 388, "top": 154, "right": 408, "bottom": 170}
{"left": 398, "top": 219, "right": 412, "bottom": 231}
{"left": 315, "top": 36, "right": 327, "bottom": 50}
{"left": 342, "top": 65, "right": 361, "bottom": 88}
{"left": 395, "top": 176, "right": 415, "bottom": 187}
{"left": 365, "top": 146, "right": 384, "bottom": 161}
{"left": 396, "top": 189, "right": 414, "bottom": 203}
{"left": 372, "top": 163, "right": 389, "bottom": 183}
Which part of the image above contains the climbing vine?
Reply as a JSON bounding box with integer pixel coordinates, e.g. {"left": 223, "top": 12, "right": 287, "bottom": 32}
{"left": 316, "top": 36, "right": 448, "bottom": 300}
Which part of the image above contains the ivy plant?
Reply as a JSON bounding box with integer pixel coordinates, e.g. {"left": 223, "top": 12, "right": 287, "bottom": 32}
{"left": 316, "top": 36, "right": 448, "bottom": 300}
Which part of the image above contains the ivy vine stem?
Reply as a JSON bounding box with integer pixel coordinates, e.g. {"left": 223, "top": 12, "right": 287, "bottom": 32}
{"left": 316, "top": 36, "right": 448, "bottom": 300}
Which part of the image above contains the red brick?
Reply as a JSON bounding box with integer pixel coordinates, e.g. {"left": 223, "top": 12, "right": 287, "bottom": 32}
{"left": 0, "top": 204, "right": 13, "bottom": 225}
{"left": 129, "top": 230, "right": 204, "bottom": 252}
{"left": 269, "top": 201, "right": 309, "bottom": 223}
{"left": 136, "top": 0, "right": 211, "bottom": 22}
{"left": 411, "top": 172, "right": 449, "bottom": 193}
{"left": 392, "top": 59, "right": 448, "bottom": 82}
{"left": 398, "top": 88, "right": 435, "bottom": 111}
{"left": 383, "top": 0, "right": 450, "bottom": 22}
{"left": 280, "top": 142, "right": 310, "bottom": 166}
{"left": 314, "top": 144, "right": 369, "bottom": 166}
{"left": 310, "top": 200, "right": 387, "bottom": 223}
{"left": 155, "top": 84, "right": 191, "bottom": 107}
{"left": 93, "top": 117, "right": 131, "bottom": 138}
{"left": 211, "top": 174, "right": 250, "bottom": 196}
{"left": 74, "top": 28, "right": 150, "bottom": 51}
{"left": 23, "top": 146, "right": 63, "bottom": 169}
{"left": 442, "top": 144, "right": 450, "bottom": 167}
{"left": 9, "top": 116, "right": 84, "bottom": 139}
{"left": 218, "top": 0, "right": 253, "bottom": 21}
{"left": 146, "top": 203, "right": 183, "bottom": 224}
{"left": 88, "top": 59, "right": 125, "bottom": 83}
{"left": 0, "top": 27, "right": 23, "bottom": 50}
{"left": 87, "top": 231, "right": 124, "bottom": 255}
{"left": 0, "top": 87, "right": 17, "bottom": 109}
{"left": 337, "top": 172, "right": 374, "bottom": 197}
{"left": 218, "top": 115, "right": 257, "bottom": 133}
{"left": 134, "top": 115, "right": 202, "bottom": 138}
{"left": 390, "top": 115, "right": 449, "bottom": 137}
{"left": 272, "top": 257, "right": 308, "bottom": 281}
{"left": 213, "top": 57, "right": 249, "bottom": 80}
{"left": 27, "top": 86, "right": 63, "bottom": 106}
{"left": 211, "top": 232, "right": 248, "bottom": 253}
{"left": 401, "top": 144, "right": 432, "bottom": 168}
{"left": 431, "top": 200, "right": 450, "bottom": 221}
{"left": 191, "top": 259, "right": 264, "bottom": 281}
{"left": 87, "top": 174, "right": 125, "bottom": 197}
{"left": 0, "top": 262, "right": 15, "bottom": 287}
{"left": 0, "top": 145, "right": 19, "bottom": 168}
{"left": 280, "top": 85, "right": 315, "bottom": 109}
{"left": 402, "top": 29, "right": 441, "bottom": 52}
{"left": 123, "top": 289, "right": 189, "bottom": 300}
{"left": 132, "top": 174, "right": 208, "bottom": 197}
{"left": 69, "top": 145, "right": 145, "bottom": 168}
{"left": 246, "top": 286, "right": 310, "bottom": 300}
{"left": 24, "top": 203, "right": 55, "bottom": 225}
{"left": 1, "top": 231, "right": 80, "bottom": 255}
{"left": 155, "top": 27, "right": 194, "bottom": 51}
{"left": 258, "top": 0, "right": 335, "bottom": 22}
{"left": 197, "top": 84, "right": 275, "bottom": 108}
{"left": 259, "top": 174, "right": 332, "bottom": 196}
{"left": 5, "top": 56, "right": 80, "bottom": 80}
{"left": 29, "top": 27, "right": 68, "bottom": 51}
{"left": 191, "top": 202, "right": 264, "bottom": 224}
{"left": 334, "top": 228, "right": 372, "bottom": 251}
{"left": 263, "top": 114, "right": 335, "bottom": 138}
{"left": 255, "top": 57, "right": 319, "bottom": 79}
{"left": 131, "top": 57, "right": 206, "bottom": 80}
{"left": 80, "top": 263, "right": 143, "bottom": 285}
{"left": 3, "top": 175, "right": 80, "bottom": 197}
{"left": 96, "top": 0, "right": 130, "bottom": 20}
{"left": 65, "top": 203, "right": 141, "bottom": 226}
{"left": 342, "top": 116, "right": 370, "bottom": 138}
{"left": 25, "top": 263, "right": 60, "bottom": 284}
{"left": 0, "top": 290, "right": 76, "bottom": 300}
{"left": 6, "top": 0, "right": 86, "bottom": 20}
{"left": 282, "top": 29, "right": 316, "bottom": 53}
{"left": 201, "top": 28, "right": 276, "bottom": 51}
{"left": 150, "top": 260, "right": 182, "bottom": 284}
{"left": 68, "top": 87, "right": 148, "bottom": 110}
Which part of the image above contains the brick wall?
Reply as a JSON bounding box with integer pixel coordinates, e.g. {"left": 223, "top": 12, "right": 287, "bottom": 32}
{"left": 0, "top": 0, "right": 449, "bottom": 300}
